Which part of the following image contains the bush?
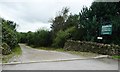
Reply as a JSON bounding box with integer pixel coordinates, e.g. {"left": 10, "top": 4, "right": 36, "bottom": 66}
{"left": 52, "top": 27, "right": 75, "bottom": 48}
{"left": 19, "top": 29, "right": 52, "bottom": 47}
{"left": 2, "top": 19, "right": 18, "bottom": 49}
{"left": 52, "top": 30, "right": 69, "bottom": 48}
{"left": 2, "top": 43, "right": 11, "bottom": 55}
{"left": 33, "top": 29, "right": 52, "bottom": 47}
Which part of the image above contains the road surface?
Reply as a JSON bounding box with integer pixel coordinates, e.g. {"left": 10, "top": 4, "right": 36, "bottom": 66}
{"left": 3, "top": 58, "right": 119, "bottom": 70}
{"left": 2, "top": 44, "right": 119, "bottom": 70}
{"left": 9, "top": 44, "right": 88, "bottom": 62}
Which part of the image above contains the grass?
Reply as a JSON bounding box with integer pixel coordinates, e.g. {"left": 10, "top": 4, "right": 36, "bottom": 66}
{"left": 112, "top": 55, "right": 120, "bottom": 59}
{"left": 2, "top": 45, "right": 22, "bottom": 63}
{"left": 12, "top": 45, "right": 22, "bottom": 55}
{"left": 34, "top": 47, "right": 65, "bottom": 52}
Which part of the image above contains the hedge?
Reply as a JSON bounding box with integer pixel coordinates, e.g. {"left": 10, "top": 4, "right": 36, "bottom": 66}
{"left": 64, "top": 40, "right": 120, "bottom": 55}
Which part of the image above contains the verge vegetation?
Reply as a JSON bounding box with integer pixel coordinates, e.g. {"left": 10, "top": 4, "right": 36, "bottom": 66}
{"left": 112, "top": 55, "right": 120, "bottom": 59}
{"left": 0, "top": 18, "right": 21, "bottom": 63}
{"left": 2, "top": 45, "right": 22, "bottom": 63}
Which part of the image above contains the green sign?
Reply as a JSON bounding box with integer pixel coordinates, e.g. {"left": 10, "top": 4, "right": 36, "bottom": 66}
{"left": 101, "top": 24, "right": 112, "bottom": 35}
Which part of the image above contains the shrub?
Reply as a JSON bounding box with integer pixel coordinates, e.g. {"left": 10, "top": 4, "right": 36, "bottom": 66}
{"left": 52, "top": 27, "right": 75, "bottom": 48}
{"left": 34, "top": 29, "right": 52, "bottom": 47}
{"left": 2, "top": 43, "right": 11, "bottom": 55}
{"left": 2, "top": 19, "right": 18, "bottom": 49}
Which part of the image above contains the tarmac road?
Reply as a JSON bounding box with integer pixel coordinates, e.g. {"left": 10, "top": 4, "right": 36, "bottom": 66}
{"left": 9, "top": 44, "right": 87, "bottom": 62}
{"left": 2, "top": 44, "right": 119, "bottom": 70}
{"left": 3, "top": 58, "right": 118, "bottom": 70}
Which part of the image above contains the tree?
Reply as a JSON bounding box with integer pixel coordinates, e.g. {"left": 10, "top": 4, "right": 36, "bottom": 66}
{"left": 19, "top": 29, "right": 52, "bottom": 47}
{"left": 50, "top": 7, "right": 69, "bottom": 36}
{"left": 34, "top": 29, "right": 52, "bottom": 47}
{"left": 18, "top": 32, "right": 28, "bottom": 43}
{"left": 89, "top": 2, "right": 120, "bottom": 44}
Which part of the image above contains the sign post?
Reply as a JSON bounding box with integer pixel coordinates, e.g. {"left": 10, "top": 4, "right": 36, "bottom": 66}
{"left": 101, "top": 24, "right": 112, "bottom": 35}
{"left": 97, "top": 22, "right": 112, "bottom": 43}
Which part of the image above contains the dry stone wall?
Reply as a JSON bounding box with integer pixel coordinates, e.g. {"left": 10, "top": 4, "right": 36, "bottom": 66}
{"left": 64, "top": 40, "right": 120, "bottom": 55}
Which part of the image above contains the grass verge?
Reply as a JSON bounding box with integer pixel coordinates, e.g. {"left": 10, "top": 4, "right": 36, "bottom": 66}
{"left": 2, "top": 45, "right": 22, "bottom": 63}
{"left": 35, "top": 47, "right": 65, "bottom": 52}
{"left": 112, "top": 55, "right": 120, "bottom": 59}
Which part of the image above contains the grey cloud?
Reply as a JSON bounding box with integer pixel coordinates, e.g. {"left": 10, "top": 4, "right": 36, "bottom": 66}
{"left": 0, "top": 0, "right": 94, "bottom": 32}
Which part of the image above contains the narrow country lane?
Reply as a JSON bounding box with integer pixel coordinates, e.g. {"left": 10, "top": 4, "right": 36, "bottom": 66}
{"left": 2, "top": 44, "right": 119, "bottom": 70}
{"left": 8, "top": 44, "right": 86, "bottom": 63}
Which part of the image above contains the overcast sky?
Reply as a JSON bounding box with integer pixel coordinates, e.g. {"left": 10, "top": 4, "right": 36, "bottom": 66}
{"left": 0, "top": 0, "right": 94, "bottom": 32}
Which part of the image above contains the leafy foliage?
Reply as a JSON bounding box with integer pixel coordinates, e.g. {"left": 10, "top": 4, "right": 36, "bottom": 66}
{"left": 0, "top": 18, "right": 18, "bottom": 55}
{"left": 2, "top": 19, "right": 18, "bottom": 49}
{"left": 19, "top": 29, "right": 52, "bottom": 47}
{"left": 50, "top": 2, "right": 120, "bottom": 47}
{"left": 52, "top": 27, "right": 75, "bottom": 48}
{"left": 2, "top": 43, "right": 11, "bottom": 55}
{"left": 33, "top": 29, "right": 52, "bottom": 47}
{"left": 19, "top": 2, "right": 120, "bottom": 49}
